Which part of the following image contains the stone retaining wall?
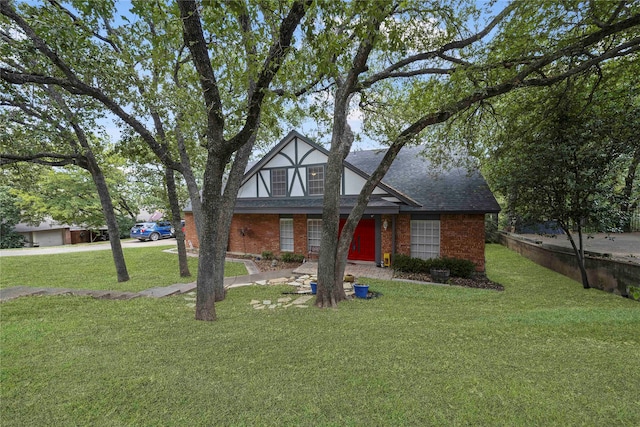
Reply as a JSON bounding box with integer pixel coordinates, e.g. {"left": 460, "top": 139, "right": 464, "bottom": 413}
{"left": 499, "top": 232, "right": 639, "bottom": 296}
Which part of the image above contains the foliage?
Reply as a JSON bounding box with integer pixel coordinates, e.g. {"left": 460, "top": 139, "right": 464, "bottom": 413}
{"left": 280, "top": 253, "right": 305, "bottom": 263}
{"left": 260, "top": 250, "right": 273, "bottom": 260}
{"left": 0, "top": 246, "right": 247, "bottom": 292}
{"left": 0, "top": 186, "right": 24, "bottom": 248}
{"left": 629, "top": 286, "right": 640, "bottom": 302}
{"left": 1, "top": 245, "right": 639, "bottom": 425}
{"left": 393, "top": 254, "right": 476, "bottom": 278}
{"left": 9, "top": 162, "right": 136, "bottom": 229}
{"left": 115, "top": 215, "right": 136, "bottom": 239}
{"left": 483, "top": 71, "right": 639, "bottom": 234}
{"left": 485, "top": 214, "right": 500, "bottom": 244}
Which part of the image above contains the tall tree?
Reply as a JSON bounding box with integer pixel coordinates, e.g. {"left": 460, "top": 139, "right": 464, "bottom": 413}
{"left": 177, "top": 0, "right": 311, "bottom": 319}
{"left": 0, "top": 0, "right": 311, "bottom": 320}
{"left": 0, "top": 81, "right": 131, "bottom": 281}
{"left": 281, "top": 0, "right": 640, "bottom": 306}
{"left": 482, "top": 73, "right": 638, "bottom": 288}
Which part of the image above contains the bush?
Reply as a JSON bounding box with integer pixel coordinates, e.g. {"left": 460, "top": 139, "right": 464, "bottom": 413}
{"left": 261, "top": 251, "right": 274, "bottom": 260}
{"left": 441, "top": 257, "right": 476, "bottom": 278}
{"left": 280, "top": 253, "right": 305, "bottom": 263}
{"left": 393, "top": 254, "right": 476, "bottom": 278}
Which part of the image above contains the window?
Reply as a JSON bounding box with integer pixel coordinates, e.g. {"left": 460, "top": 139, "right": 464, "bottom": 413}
{"left": 410, "top": 220, "right": 440, "bottom": 259}
{"left": 271, "top": 168, "right": 287, "bottom": 197}
{"left": 307, "top": 165, "right": 324, "bottom": 195}
{"left": 307, "top": 219, "right": 322, "bottom": 251}
{"left": 280, "top": 218, "right": 294, "bottom": 252}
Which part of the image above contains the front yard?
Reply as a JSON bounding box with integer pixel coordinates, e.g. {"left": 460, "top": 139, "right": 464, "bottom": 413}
{"left": 0, "top": 247, "right": 247, "bottom": 292}
{"left": 1, "top": 244, "right": 638, "bottom": 425}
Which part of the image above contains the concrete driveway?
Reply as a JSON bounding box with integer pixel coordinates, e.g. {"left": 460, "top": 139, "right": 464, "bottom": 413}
{"left": 0, "top": 239, "right": 178, "bottom": 257}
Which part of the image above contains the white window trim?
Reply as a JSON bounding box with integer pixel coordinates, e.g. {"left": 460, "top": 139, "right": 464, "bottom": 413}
{"left": 307, "top": 165, "right": 324, "bottom": 195}
{"left": 410, "top": 219, "right": 440, "bottom": 260}
{"left": 271, "top": 168, "right": 287, "bottom": 197}
{"left": 307, "top": 218, "right": 322, "bottom": 251}
{"left": 280, "top": 218, "right": 294, "bottom": 252}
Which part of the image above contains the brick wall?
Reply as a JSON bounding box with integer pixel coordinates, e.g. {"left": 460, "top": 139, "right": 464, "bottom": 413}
{"left": 184, "top": 211, "right": 486, "bottom": 270}
{"left": 228, "top": 214, "right": 281, "bottom": 255}
{"left": 293, "top": 214, "right": 308, "bottom": 256}
{"left": 395, "top": 214, "right": 411, "bottom": 256}
{"left": 381, "top": 214, "right": 393, "bottom": 262}
{"left": 440, "top": 214, "right": 485, "bottom": 271}
{"left": 184, "top": 212, "right": 199, "bottom": 249}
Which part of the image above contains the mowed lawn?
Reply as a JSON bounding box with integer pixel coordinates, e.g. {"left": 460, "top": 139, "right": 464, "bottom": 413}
{"left": 0, "top": 246, "right": 247, "bottom": 292}
{"left": 1, "top": 245, "right": 638, "bottom": 426}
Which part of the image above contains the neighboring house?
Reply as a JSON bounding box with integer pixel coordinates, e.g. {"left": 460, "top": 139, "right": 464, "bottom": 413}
{"left": 15, "top": 218, "right": 103, "bottom": 247}
{"left": 183, "top": 131, "right": 500, "bottom": 271}
{"left": 15, "top": 220, "right": 74, "bottom": 247}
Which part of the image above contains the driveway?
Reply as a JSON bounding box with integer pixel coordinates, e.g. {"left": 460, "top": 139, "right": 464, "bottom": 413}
{"left": 0, "top": 239, "right": 178, "bottom": 257}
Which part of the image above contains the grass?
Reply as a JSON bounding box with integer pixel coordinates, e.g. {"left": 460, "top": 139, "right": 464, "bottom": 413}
{"left": 0, "top": 247, "right": 247, "bottom": 292}
{"left": 1, "top": 244, "right": 639, "bottom": 426}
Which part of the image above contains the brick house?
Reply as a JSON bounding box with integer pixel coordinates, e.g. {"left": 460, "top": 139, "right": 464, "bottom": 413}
{"left": 183, "top": 131, "right": 500, "bottom": 271}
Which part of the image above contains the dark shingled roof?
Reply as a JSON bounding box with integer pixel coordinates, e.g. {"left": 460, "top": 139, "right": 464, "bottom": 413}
{"left": 346, "top": 146, "right": 500, "bottom": 214}
{"left": 184, "top": 134, "right": 500, "bottom": 214}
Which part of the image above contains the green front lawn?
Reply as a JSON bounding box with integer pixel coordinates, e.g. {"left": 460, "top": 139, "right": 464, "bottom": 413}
{"left": 0, "top": 247, "right": 247, "bottom": 292}
{"left": 1, "top": 245, "right": 638, "bottom": 425}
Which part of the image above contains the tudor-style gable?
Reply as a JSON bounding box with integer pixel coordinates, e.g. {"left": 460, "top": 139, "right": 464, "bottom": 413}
{"left": 238, "top": 130, "right": 415, "bottom": 204}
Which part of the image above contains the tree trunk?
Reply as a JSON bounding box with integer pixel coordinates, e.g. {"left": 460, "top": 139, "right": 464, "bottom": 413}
{"left": 165, "top": 166, "right": 190, "bottom": 277}
{"left": 87, "top": 155, "right": 130, "bottom": 282}
{"left": 194, "top": 151, "right": 229, "bottom": 320}
{"left": 316, "top": 93, "right": 353, "bottom": 307}
{"left": 621, "top": 146, "right": 640, "bottom": 231}
{"left": 47, "top": 87, "right": 130, "bottom": 283}
{"left": 561, "top": 221, "right": 590, "bottom": 289}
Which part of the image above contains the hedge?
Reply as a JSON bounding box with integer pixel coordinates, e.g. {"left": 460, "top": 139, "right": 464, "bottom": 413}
{"left": 393, "top": 254, "right": 476, "bottom": 278}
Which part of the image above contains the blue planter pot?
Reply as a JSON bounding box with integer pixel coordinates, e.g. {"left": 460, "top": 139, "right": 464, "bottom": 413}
{"left": 310, "top": 282, "right": 317, "bottom": 295}
{"left": 353, "top": 284, "right": 369, "bottom": 299}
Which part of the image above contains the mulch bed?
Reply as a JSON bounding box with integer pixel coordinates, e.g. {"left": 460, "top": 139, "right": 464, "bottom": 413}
{"left": 393, "top": 272, "right": 504, "bottom": 291}
{"left": 251, "top": 258, "right": 305, "bottom": 272}
{"left": 246, "top": 256, "right": 504, "bottom": 291}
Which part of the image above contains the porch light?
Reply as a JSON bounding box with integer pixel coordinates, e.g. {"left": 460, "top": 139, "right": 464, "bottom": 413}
{"left": 383, "top": 220, "right": 388, "bottom": 231}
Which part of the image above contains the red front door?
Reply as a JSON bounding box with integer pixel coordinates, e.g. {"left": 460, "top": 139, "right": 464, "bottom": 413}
{"left": 339, "top": 218, "right": 376, "bottom": 261}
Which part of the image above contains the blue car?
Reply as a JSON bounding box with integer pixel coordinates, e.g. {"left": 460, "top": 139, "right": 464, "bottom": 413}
{"left": 130, "top": 221, "right": 173, "bottom": 241}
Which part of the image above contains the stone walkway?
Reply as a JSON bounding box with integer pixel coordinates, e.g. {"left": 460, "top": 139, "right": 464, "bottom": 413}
{"left": 0, "top": 260, "right": 390, "bottom": 304}
{"left": 293, "top": 261, "right": 393, "bottom": 280}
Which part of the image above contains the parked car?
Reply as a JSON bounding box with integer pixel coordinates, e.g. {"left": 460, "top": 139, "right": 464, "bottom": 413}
{"left": 130, "top": 221, "right": 173, "bottom": 241}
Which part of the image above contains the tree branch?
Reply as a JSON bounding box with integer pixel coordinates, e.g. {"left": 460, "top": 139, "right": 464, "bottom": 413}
{"left": 0, "top": 0, "right": 183, "bottom": 172}
{"left": 362, "top": 2, "right": 518, "bottom": 86}
{"left": 0, "top": 152, "right": 81, "bottom": 166}
{"left": 228, "top": 0, "right": 312, "bottom": 151}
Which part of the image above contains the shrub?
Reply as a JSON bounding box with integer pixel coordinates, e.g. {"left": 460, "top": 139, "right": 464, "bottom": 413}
{"left": 393, "top": 254, "right": 424, "bottom": 273}
{"left": 442, "top": 257, "right": 476, "bottom": 278}
{"left": 393, "top": 254, "right": 476, "bottom": 278}
{"left": 280, "top": 253, "right": 305, "bottom": 263}
{"left": 261, "top": 251, "right": 273, "bottom": 260}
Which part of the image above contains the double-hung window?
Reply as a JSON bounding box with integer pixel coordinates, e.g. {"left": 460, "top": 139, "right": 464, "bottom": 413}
{"left": 307, "top": 165, "right": 324, "bottom": 195}
{"left": 410, "top": 220, "right": 440, "bottom": 259}
{"left": 307, "top": 219, "right": 322, "bottom": 251}
{"left": 280, "top": 218, "right": 294, "bottom": 252}
{"left": 271, "top": 168, "right": 287, "bottom": 197}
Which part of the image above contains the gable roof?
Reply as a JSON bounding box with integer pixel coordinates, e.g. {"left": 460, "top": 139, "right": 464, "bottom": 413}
{"left": 184, "top": 131, "right": 500, "bottom": 214}
{"left": 241, "top": 130, "right": 419, "bottom": 206}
